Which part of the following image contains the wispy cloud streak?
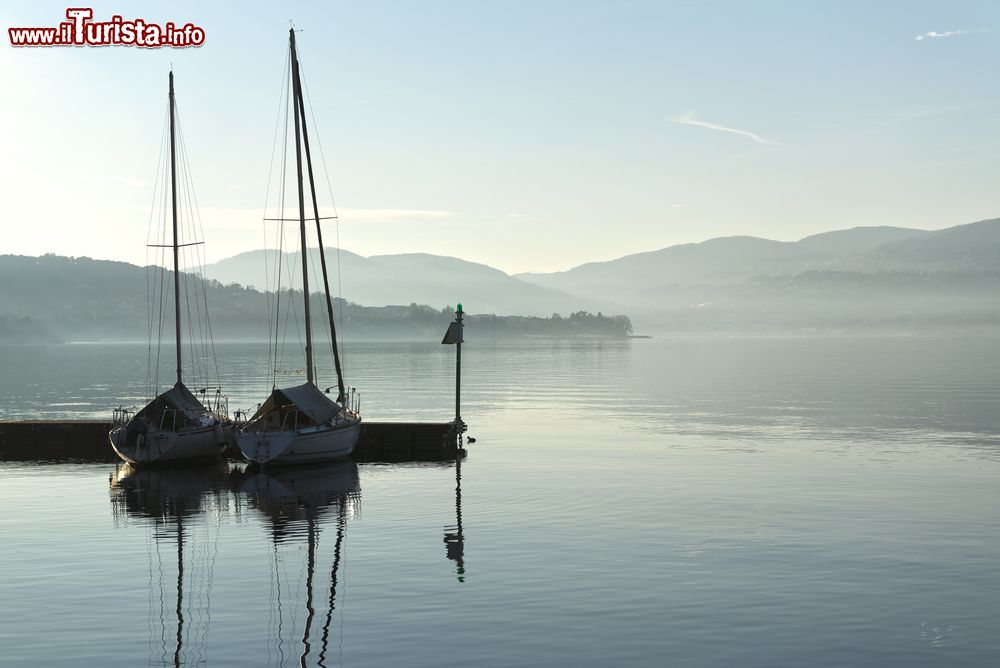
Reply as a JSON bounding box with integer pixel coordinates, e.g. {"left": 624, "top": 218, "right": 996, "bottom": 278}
{"left": 915, "top": 29, "right": 984, "bottom": 41}
{"left": 667, "top": 112, "right": 784, "bottom": 146}
{"left": 104, "top": 175, "right": 148, "bottom": 188}
{"left": 340, "top": 208, "right": 455, "bottom": 222}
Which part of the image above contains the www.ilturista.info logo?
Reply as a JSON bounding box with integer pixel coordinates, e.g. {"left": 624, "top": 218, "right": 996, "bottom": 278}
{"left": 8, "top": 8, "right": 205, "bottom": 48}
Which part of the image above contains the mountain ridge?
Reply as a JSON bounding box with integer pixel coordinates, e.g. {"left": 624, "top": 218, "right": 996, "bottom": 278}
{"left": 204, "top": 247, "right": 589, "bottom": 317}
{"left": 514, "top": 219, "right": 1000, "bottom": 308}
{"left": 3, "top": 217, "right": 999, "bottom": 339}
{"left": 202, "top": 220, "right": 1000, "bottom": 315}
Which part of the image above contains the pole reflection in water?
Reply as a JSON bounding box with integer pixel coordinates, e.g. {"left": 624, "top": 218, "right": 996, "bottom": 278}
{"left": 443, "top": 449, "right": 466, "bottom": 582}
{"left": 109, "top": 461, "right": 231, "bottom": 668}
{"left": 238, "top": 461, "right": 360, "bottom": 667}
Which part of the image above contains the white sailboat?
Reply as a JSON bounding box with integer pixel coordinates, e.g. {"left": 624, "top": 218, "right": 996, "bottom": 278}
{"left": 235, "top": 29, "right": 361, "bottom": 466}
{"left": 110, "top": 71, "right": 228, "bottom": 466}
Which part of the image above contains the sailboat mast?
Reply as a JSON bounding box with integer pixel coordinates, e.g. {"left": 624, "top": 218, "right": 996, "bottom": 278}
{"left": 169, "top": 71, "right": 182, "bottom": 385}
{"left": 290, "top": 29, "right": 314, "bottom": 384}
{"left": 294, "top": 68, "right": 347, "bottom": 404}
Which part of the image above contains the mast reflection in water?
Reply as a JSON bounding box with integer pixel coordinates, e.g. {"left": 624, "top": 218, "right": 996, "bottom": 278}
{"left": 109, "top": 461, "right": 360, "bottom": 667}
{"left": 239, "top": 461, "right": 360, "bottom": 667}
{"left": 110, "top": 462, "right": 231, "bottom": 667}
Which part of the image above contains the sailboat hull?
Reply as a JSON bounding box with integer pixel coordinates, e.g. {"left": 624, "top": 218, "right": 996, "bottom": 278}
{"left": 110, "top": 423, "right": 226, "bottom": 466}
{"left": 235, "top": 421, "right": 361, "bottom": 466}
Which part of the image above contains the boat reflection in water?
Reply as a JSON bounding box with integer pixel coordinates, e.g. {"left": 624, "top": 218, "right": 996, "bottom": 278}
{"left": 110, "top": 461, "right": 232, "bottom": 520}
{"left": 110, "top": 460, "right": 488, "bottom": 665}
{"left": 238, "top": 461, "right": 361, "bottom": 667}
{"left": 109, "top": 461, "right": 232, "bottom": 668}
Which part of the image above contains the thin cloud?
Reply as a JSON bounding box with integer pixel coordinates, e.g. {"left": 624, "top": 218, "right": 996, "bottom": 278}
{"left": 104, "top": 175, "right": 148, "bottom": 188}
{"left": 667, "top": 112, "right": 784, "bottom": 146}
{"left": 915, "top": 29, "right": 985, "bottom": 41}
{"left": 339, "top": 208, "right": 455, "bottom": 222}
{"left": 165, "top": 206, "right": 457, "bottom": 230}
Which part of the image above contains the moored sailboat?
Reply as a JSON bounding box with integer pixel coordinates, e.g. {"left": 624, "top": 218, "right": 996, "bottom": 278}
{"left": 235, "top": 29, "right": 361, "bottom": 466}
{"left": 110, "top": 71, "right": 228, "bottom": 466}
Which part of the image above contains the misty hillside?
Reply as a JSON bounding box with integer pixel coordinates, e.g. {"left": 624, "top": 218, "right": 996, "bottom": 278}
{"left": 794, "top": 226, "right": 930, "bottom": 255}
{"left": 516, "top": 219, "right": 1000, "bottom": 308}
{"left": 867, "top": 219, "right": 1000, "bottom": 270}
{"left": 627, "top": 270, "right": 1000, "bottom": 333}
{"left": 0, "top": 255, "right": 268, "bottom": 340}
{"left": 3, "top": 218, "right": 1000, "bottom": 340}
{"left": 206, "top": 248, "right": 370, "bottom": 291}
{"left": 206, "top": 248, "right": 587, "bottom": 317}
{"left": 0, "top": 254, "right": 629, "bottom": 342}
{"left": 204, "top": 220, "right": 1000, "bottom": 320}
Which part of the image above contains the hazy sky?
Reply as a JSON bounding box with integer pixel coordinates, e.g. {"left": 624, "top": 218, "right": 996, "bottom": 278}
{"left": 1, "top": 0, "right": 998, "bottom": 274}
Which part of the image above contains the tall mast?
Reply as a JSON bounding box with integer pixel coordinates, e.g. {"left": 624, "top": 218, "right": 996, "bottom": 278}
{"left": 294, "top": 62, "right": 347, "bottom": 404}
{"left": 169, "top": 71, "right": 182, "bottom": 385}
{"left": 290, "top": 29, "right": 314, "bottom": 384}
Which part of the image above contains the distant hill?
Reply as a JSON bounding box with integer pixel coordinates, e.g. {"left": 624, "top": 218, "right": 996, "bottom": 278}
{"left": 0, "top": 254, "right": 629, "bottom": 343}
{"left": 516, "top": 219, "right": 1000, "bottom": 309}
{"left": 4, "top": 218, "right": 1000, "bottom": 340}
{"left": 795, "top": 225, "right": 930, "bottom": 256}
{"left": 205, "top": 248, "right": 588, "bottom": 317}
{"left": 0, "top": 254, "right": 267, "bottom": 341}
{"left": 206, "top": 247, "right": 370, "bottom": 291}
{"left": 865, "top": 219, "right": 1000, "bottom": 271}
{"left": 204, "top": 219, "right": 1000, "bottom": 318}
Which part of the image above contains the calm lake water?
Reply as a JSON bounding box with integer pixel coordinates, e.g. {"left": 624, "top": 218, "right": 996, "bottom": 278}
{"left": 1, "top": 336, "right": 998, "bottom": 667}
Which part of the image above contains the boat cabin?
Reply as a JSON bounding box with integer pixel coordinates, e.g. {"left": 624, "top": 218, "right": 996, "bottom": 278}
{"left": 243, "top": 382, "right": 344, "bottom": 433}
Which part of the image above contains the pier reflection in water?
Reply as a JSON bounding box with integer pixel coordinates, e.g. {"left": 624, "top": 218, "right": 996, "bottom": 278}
{"left": 108, "top": 458, "right": 465, "bottom": 666}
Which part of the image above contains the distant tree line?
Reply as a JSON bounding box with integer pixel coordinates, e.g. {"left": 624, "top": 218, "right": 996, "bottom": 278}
{"left": 464, "top": 310, "right": 633, "bottom": 338}
{"left": 333, "top": 302, "right": 633, "bottom": 340}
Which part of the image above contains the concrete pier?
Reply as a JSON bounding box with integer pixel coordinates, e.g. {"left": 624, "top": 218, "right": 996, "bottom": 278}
{"left": 0, "top": 420, "right": 465, "bottom": 463}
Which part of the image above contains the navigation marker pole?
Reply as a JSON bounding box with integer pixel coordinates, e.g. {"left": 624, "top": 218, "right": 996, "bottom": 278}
{"left": 441, "top": 303, "right": 466, "bottom": 434}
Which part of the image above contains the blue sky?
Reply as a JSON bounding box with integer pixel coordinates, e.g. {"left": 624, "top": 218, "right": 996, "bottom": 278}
{"left": 1, "top": 0, "right": 998, "bottom": 273}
